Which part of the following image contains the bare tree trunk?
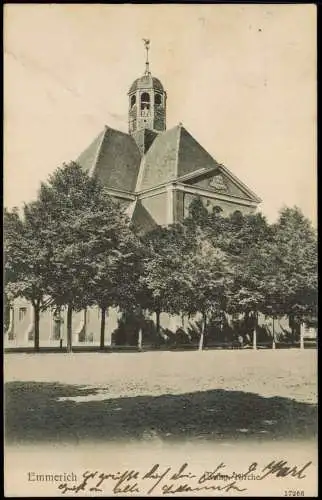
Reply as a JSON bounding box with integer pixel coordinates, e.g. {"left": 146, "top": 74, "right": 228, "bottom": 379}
{"left": 272, "top": 317, "right": 276, "bottom": 350}
{"left": 253, "top": 313, "right": 257, "bottom": 350}
{"left": 67, "top": 305, "right": 73, "bottom": 353}
{"left": 137, "top": 307, "right": 144, "bottom": 351}
{"left": 138, "top": 328, "right": 143, "bottom": 351}
{"left": 198, "top": 312, "right": 206, "bottom": 351}
{"left": 34, "top": 303, "right": 40, "bottom": 352}
{"left": 100, "top": 306, "right": 107, "bottom": 350}
{"left": 156, "top": 310, "right": 160, "bottom": 334}
{"left": 300, "top": 322, "right": 305, "bottom": 350}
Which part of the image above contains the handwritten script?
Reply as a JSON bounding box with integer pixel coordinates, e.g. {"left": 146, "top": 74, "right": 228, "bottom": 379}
{"left": 57, "top": 459, "right": 312, "bottom": 495}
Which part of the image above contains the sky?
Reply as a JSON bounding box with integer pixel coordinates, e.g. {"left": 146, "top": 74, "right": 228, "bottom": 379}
{"left": 4, "top": 4, "right": 317, "bottom": 224}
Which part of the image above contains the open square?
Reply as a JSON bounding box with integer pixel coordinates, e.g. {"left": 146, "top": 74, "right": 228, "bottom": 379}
{"left": 5, "top": 349, "right": 317, "bottom": 445}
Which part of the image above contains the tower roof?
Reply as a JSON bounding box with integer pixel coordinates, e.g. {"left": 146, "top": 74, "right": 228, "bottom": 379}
{"left": 128, "top": 74, "right": 164, "bottom": 94}
{"left": 128, "top": 39, "right": 165, "bottom": 94}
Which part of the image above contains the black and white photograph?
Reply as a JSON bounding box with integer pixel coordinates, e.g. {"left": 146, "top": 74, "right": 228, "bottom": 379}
{"left": 4, "top": 4, "right": 317, "bottom": 497}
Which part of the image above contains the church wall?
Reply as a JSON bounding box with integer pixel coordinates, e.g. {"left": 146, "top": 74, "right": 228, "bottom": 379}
{"left": 183, "top": 192, "right": 256, "bottom": 219}
{"left": 106, "top": 307, "right": 122, "bottom": 345}
{"left": 4, "top": 299, "right": 125, "bottom": 348}
{"left": 173, "top": 190, "right": 185, "bottom": 222}
{"left": 82, "top": 306, "right": 120, "bottom": 345}
{"left": 40, "top": 310, "right": 55, "bottom": 343}
{"left": 4, "top": 298, "right": 63, "bottom": 346}
{"left": 84, "top": 307, "right": 100, "bottom": 343}
{"left": 73, "top": 309, "right": 85, "bottom": 342}
{"left": 8, "top": 298, "right": 32, "bottom": 345}
{"left": 140, "top": 192, "right": 169, "bottom": 226}
{"left": 5, "top": 298, "right": 317, "bottom": 348}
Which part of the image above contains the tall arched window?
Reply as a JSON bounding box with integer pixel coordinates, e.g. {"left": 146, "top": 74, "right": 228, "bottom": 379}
{"left": 130, "top": 95, "right": 136, "bottom": 108}
{"left": 155, "top": 93, "right": 162, "bottom": 106}
{"left": 141, "top": 92, "right": 150, "bottom": 110}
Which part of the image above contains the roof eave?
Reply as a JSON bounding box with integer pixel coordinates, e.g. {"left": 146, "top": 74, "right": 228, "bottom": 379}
{"left": 218, "top": 163, "right": 262, "bottom": 204}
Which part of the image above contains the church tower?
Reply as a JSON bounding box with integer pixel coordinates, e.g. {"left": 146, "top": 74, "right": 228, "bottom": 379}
{"left": 128, "top": 40, "right": 167, "bottom": 136}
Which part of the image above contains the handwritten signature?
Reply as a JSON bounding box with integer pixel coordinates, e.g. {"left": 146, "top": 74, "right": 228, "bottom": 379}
{"left": 57, "top": 459, "right": 312, "bottom": 495}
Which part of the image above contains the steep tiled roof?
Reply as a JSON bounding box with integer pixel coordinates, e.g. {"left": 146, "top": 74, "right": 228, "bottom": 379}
{"left": 136, "top": 124, "right": 220, "bottom": 191}
{"left": 177, "top": 126, "right": 220, "bottom": 178}
{"left": 136, "top": 126, "right": 180, "bottom": 191}
{"left": 77, "top": 129, "right": 105, "bottom": 174}
{"left": 76, "top": 123, "right": 260, "bottom": 203}
{"left": 77, "top": 126, "right": 141, "bottom": 192}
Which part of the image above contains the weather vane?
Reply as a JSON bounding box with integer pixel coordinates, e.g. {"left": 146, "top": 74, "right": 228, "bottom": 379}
{"left": 142, "top": 38, "right": 151, "bottom": 75}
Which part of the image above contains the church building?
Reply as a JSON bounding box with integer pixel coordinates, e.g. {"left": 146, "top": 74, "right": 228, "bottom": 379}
{"left": 76, "top": 40, "right": 261, "bottom": 233}
{"left": 6, "top": 41, "right": 271, "bottom": 348}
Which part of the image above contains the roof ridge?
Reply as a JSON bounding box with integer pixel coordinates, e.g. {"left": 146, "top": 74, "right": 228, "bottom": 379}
{"left": 176, "top": 165, "right": 218, "bottom": 183}
{"left": 125, "top": 198, "right": 138, "bottom": 220}
{"left": 89, "top": 126, "right": 109, "bottom": 177}
{"left": 134, "top": 155, "right": 147, "bottom": 192}
{"left": 218, "top": 163, "right": 262, "bottom": 203}
{"left": 179, "top": 125, "right": 221, "bottom": 166}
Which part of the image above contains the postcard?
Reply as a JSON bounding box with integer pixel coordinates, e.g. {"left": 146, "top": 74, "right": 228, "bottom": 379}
{"left": 4, "top": 4, "right": 317, "bottom": 497}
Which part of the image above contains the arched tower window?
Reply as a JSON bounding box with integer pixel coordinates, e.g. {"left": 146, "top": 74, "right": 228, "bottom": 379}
{"left": 141, "top": 92, "right": 150, "bottom": 110}
{"left": 130, "top": 94, "right": 136, "bottom": 108}
{"left": 155, "top": 93, "right": 162, "bottom": 106}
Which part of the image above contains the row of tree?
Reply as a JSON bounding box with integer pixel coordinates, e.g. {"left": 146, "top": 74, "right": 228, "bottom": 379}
{"left": 4, "top": 162, "right": 318, "bottom": 351}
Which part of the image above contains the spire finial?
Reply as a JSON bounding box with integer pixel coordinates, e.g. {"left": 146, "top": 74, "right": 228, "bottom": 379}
{"left": 142, "top": 38, "right": 151, "bottom": 75}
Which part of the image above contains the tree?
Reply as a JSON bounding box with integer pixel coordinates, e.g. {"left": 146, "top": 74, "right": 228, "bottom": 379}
{"left": 227, "top": 207, "right": 317, "bottom": 349}
{"left": 184, "top": 196, "right": 209, "bottom": 232}
{"left": 183, "top": 204, "right": 273, "bottom": 349}
{"left": 4, "top": 206, "right": 52, "bottom": 350}
{"left": 226, "top": 244, "right": 269, "bottom": 349}
{"left": 261, "top": 207, "right": 317, "bottom": 347}
{"left": 32, "top": 162, "right": 136, "bottom": 352}
{"left": 91, "top": 228, "right": 146, "bottom": 350}
{"left": 140, "top": 223, "right": 197, "bottom": 338}
{"left": 180, "top": 238, "right": 232, "bottom": 351}
{"left": 183, "top": 201, "right": 317, "bottom": 350}
{"left": 223, "top": 213, "right": 273, "bottom": 348}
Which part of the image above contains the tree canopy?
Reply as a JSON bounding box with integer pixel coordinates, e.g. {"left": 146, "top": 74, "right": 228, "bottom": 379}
{"left": 5, "top": 178, "right": 317, "bottom": 351}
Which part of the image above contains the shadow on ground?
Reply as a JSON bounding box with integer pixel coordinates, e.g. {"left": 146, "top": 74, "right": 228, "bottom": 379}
{"left": 5, "top": 382, "right": 317, "bottom": 445}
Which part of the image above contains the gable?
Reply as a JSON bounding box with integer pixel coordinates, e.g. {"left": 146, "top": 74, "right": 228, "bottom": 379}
{"left": 183, "top": 169, "right": 256, "bottom": 201}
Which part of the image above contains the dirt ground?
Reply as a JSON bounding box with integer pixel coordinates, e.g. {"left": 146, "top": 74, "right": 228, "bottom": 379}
{"left": 4, "top": 349, "right": 317, "bottom": 444}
